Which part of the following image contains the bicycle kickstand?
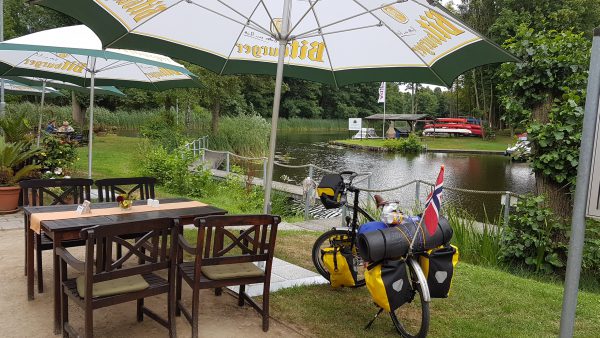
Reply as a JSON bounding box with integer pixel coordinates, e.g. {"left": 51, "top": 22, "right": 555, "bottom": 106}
{"left": 364, "top": 307, "right": 384, "bottom": 330}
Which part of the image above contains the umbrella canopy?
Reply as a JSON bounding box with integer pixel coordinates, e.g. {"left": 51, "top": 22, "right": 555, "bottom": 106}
{"left": 0, "top": 25, "right": 199, "bottom": 90}
{"left": 7, "top": 76, "right": 125, "bottom": 97}
{"left": 37, "top": 0, "right": 518, "bottom": 212}
{"left": 0, "top": 25, "right": 202, "bottom": 178}
{"left": 35, "top": 0, "right": 517, "bottom": 87}
{"left": 1, "top": 79, "right": 63, "bottom": 97}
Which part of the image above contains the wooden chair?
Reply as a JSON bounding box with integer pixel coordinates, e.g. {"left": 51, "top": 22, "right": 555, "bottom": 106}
{"left": 175, "top": 215, "right": 280, "bottom": 338}
{"left": 95, "top": 177, "right": 157, "bottom": 258}
{"left": 20, "top": 178, "right": 93, "bottom": 293}
{"left": 95, "top": 177, "right": 156, "bottom": 202}
{"left": 58, "top": 218, "right": 178, "bottom": 338}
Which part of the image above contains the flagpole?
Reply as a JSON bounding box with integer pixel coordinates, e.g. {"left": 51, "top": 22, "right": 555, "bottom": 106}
{"left": 383, "top": 93, "right": 386, "bottom": 139}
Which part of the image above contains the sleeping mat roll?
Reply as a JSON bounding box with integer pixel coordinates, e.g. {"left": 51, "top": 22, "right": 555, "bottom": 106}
{"left": 357, "top": 216, "right": 453, "bottom": 262}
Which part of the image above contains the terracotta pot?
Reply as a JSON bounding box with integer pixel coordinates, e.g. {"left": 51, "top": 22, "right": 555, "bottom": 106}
{"left": 0, "top": 186, "right": 21, "bottom": 214}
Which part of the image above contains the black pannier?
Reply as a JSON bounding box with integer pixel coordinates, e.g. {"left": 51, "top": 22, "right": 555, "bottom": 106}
{"left": 317, "top": 174, "right": 345, "bottom": 209}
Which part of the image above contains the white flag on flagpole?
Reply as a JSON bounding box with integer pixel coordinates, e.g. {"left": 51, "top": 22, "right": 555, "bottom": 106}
{"left": 378, "top": 82, "right": 386, "bottom": 103}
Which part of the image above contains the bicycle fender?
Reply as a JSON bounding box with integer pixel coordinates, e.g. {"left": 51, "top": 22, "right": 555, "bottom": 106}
{"left": 409, "top": 258, "right": 431, "bottom": 302}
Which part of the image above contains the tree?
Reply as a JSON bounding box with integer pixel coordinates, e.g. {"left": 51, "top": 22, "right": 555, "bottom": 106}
{"left": 194, "top": 67, "right": 245, "bottom": 134}
{"left": 498, "top": 26, "right": 591, "bottom": 218}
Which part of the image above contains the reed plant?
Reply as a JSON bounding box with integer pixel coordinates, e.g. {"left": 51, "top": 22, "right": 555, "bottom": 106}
{"left": 445, "top": 207, "right": 502, "bottom": 267}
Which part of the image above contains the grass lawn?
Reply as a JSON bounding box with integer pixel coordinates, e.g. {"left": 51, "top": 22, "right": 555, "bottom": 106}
{"left": 73, "top": 134, "right": 145, "bottom": 179}
{"left": 337, "top": 135, "right": 515, "bottom": 152}
{"left": 269, "top": 230, "right": 600, "bottom": 338}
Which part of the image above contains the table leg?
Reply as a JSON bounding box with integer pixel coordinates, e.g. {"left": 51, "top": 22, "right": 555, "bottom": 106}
{"left": 27, "top": 228, "right": 34, "bottom": 301}
{"left": 53, "top": 233, "right": 62, "bottom": 335}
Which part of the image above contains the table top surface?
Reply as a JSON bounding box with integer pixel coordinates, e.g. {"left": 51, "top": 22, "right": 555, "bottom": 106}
{"left": 24, "top": 198, "right": 227, "bottom": 233}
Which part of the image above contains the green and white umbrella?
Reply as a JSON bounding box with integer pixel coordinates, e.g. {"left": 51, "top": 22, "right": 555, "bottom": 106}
{"left": 1, "top": 78, "right": 63, "bottom": 97}
{"left": 0, "top": 25, "right": 201, "bottom": 178}
{"left": 8, "top": 76, "right": 126, "bottom": 97}
{"left": 37, "top": 0, "right": 517, "bottom": 211}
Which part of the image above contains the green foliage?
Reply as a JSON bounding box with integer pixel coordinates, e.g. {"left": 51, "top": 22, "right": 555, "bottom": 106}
{"left": 382, "top": 134, "right": 424, "bottom": 153}
{"left": 207, "top": 114, "right": 270, "bottom": 157}
{"left": 528, "top": 91, "right": 584, "bottom": 185}
{"left": 446, "top": 208, "right": 502, "bottom": 267}
{"left": 38, "top": 135, "right": 78, "bottom": 176}
{"left": 500, "top": 195, "right": 568, "bottom": 273}
{"left": 0, "top": 110, "right": 35, "bottom": 143}
{"left": 583, "top": 219, "right": 600, "bottom": 274}
{"left": 139, "top": 110, "right": 185, "bottom": 151}
{"left": 0, "top": 137, "right": 40, "bottom": 186}
{"left": 139, "top": 144, "right": 195, "bottom": 195}
{"left": 498, "top": 27, "right": 590, "bottom": 188}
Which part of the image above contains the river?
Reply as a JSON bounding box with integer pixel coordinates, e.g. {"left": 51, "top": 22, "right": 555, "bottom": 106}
{"left": 117, "top": 129, "right": 535, "bottom": 220}
{"left": 272, "top": 131, "right": 535, "bottom": 221}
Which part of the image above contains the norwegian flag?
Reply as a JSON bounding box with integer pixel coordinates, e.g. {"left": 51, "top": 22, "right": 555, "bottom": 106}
{"left": 423, "top": 165, "right": 444, "bottom": 236}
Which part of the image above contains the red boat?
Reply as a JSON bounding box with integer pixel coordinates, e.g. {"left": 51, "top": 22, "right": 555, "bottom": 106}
{"left": 423, "top": 117, "right": 484, "bottom": 137}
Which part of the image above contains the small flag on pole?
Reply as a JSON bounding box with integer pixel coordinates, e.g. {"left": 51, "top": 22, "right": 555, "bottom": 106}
{"left": 423, "top": 165, "right": 444, "bottom": 236}
{"left": 378, "top": 82, "right": 386, "bottom": 103}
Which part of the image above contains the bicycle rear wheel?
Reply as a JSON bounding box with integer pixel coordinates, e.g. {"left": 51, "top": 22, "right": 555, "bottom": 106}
{"left": 311, "top": 229, "right": 366, "bottom": 287}
{"left": 390, "top": 262, "right": 430, "bottom": 338}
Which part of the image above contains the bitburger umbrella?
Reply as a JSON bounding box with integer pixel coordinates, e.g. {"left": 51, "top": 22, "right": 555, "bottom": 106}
{"left": 9, "top": 76, "right": 125, "bottom": 97}
{"left": 0, "top": 25, "right": 201, "bottom": 178}
{"left": 1, "top": 78, "right": 63, "bottom": 97}
{"left": 36, "top": 0, "right": 518, "bottom": 210}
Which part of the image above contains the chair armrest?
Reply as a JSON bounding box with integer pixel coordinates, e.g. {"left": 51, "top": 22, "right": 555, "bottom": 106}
{"left": 177, "top": 234, "right": 197, "bottom": 255}
{"left": 56, "top": 247, "right": 85, "bottom": 272}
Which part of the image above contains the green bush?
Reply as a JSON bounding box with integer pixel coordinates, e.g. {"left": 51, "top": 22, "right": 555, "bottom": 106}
{"left": 139, "top": 110, "right": 185, "bottom": 151}
{"left": 38, "top": 135, "right": 79, "bottom": 176}
{"left": 500, "top": 195, "right": 568, "bottom": 273}
{"left": 383, "top": 133, "right": 424, "bottom": 153}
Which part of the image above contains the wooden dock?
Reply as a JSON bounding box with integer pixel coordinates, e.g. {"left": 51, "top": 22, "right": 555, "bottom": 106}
{"left": 210, "top": 169, "right": 306, "bottom": 197}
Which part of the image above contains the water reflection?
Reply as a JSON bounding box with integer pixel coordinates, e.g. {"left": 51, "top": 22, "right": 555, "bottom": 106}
{"left": 274, "top": 132, "right": 535, "bottom": 220}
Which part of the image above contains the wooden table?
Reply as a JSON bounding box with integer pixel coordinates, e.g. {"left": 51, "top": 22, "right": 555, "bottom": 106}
{"left": 23, "top": 198, "right": 227, "bottom": 334}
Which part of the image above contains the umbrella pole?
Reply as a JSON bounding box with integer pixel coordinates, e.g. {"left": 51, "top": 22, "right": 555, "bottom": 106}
{"left": 36, "top": 80, "right": 47, "bottom": 147}
{"left": 87, "top": 57, "right": 96, "bottom": 179}
{"left": 263, "top": 0, "right": 292, "bottom": 214}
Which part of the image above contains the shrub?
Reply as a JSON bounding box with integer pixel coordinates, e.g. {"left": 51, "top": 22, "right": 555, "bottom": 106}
{"left": 140, "top": 110, "right": 185, "bottom": 151}
{"left": 383, "top": 133, "right": 424, "bottom": 153}
{"left": 38, "top": 135, "right": 78, "bottom": 176}
{"left": 500, "top": 195, "right": 568, "bottom": 273}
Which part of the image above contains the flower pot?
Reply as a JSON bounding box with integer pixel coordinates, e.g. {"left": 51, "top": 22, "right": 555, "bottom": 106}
{"left": 0, "top": 186, "right": 22, "bottom": 214}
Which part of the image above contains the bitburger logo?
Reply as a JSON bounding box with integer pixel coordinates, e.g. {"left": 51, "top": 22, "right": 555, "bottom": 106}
{"left": 382, "top": 5, "right": 409, "bottom": 24}
{"left": 270, "top": 18, "right": 283, "bottom": 35}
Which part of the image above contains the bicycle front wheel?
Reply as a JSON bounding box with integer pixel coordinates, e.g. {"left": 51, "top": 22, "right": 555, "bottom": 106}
{"left": 390, "top": 261, "right": 430, "bottom": 338}
{"left": 311, "top": 229, "right": 366, "bottom": 287}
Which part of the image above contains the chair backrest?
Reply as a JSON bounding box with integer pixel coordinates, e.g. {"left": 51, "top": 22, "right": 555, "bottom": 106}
{"left": 192, "top": 215, "right": 280, "bottom": 271}
{"left": 79, "top": 218, "right": 177, "bottom": 285}
{"left": 20, "top": 178, "right": 93, "bottom": 207}
{"left": 95, "top": 177, "right": 156, "bottom": 202}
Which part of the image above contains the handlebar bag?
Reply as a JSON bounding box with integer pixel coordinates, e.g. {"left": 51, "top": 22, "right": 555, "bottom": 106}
{"left": 321, "top": 246, "right": 357, "bottom": 288}
{"left": 418, "top": 245, "right": 459, "bottom": 298}
{"left": 317, "top": 174, "right": 345, "bottom": 209}
{"left": 364, "top": 259, "right": 412, "bottom": 312}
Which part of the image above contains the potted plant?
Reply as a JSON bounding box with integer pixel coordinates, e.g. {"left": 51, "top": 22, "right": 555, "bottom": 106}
{"left": 0, "top": 138, "right": 40, "bottom": 213}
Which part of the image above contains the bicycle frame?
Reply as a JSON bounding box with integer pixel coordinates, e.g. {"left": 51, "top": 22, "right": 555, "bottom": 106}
{"left": 339, "top": 176, "right": 431, "bottom": 303}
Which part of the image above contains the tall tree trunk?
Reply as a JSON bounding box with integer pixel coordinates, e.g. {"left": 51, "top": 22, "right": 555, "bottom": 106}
{"left": 532, "top": 95, "right": 572, "bottom": 218}
{"left": 211, "top": 100, "right": 220, "bottom": 134}
{"left": 71, "top": 91, "right": 83, "bottom": 126}
{"left": 472, "top": 69, "right": 480, "bottom": 111}
{"left": 479, "top": 68, "right": 489, "bottom": 127}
